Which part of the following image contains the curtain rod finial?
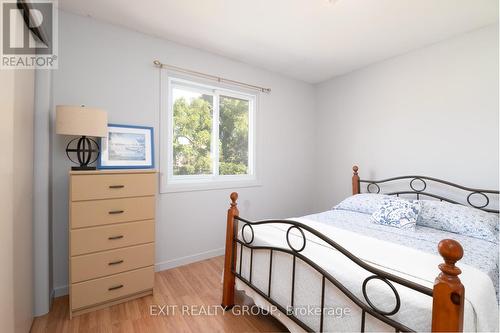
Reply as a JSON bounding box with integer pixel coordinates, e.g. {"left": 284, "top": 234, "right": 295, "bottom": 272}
{"left": 153, "top": 60, "right": 162, "bottom": 67}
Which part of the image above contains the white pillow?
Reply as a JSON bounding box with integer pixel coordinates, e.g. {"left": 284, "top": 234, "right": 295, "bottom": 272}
{"left": 418, "top": 200, "right": 499, "bottom": 243}
{"left": 371, "top": 198, "right": 421, "bottom": 230}
{"left": 334, "top": 193, "right": 395, "bottom": 215}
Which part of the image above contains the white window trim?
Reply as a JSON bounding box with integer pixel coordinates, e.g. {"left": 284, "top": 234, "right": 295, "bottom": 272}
{"left": 160, "top": 71, "right": 260, "bottom": 193}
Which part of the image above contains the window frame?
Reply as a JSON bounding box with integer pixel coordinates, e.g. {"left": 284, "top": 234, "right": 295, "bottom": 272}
{"left": 160, "top": 72, "right": 259, "bottom": 193}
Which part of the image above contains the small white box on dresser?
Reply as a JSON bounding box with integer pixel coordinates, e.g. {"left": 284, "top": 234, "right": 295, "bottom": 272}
{"left": 68, "top": 169, "right": 157, "bottom": 318}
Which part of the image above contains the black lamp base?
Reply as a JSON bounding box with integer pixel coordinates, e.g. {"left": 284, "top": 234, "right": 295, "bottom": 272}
{"left": 66, "top": 136, "right": 100, "bottom": 171}
{"left": 71, "top": 166, "right": 97, "bottom": 171}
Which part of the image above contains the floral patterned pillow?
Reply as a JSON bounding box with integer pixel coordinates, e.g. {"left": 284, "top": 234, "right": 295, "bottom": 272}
{"left": 418, "top": 200, "right": 499, "bottom": 243}
{"left": 371, "top": 198, "right": 421, "bottom": 230}
{"left": 334, "top": 194, "right": 396, "bottom": 215}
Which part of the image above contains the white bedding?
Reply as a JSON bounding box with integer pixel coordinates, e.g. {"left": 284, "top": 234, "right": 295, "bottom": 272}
{"left": 234, "top": 215, "right": 499, "bottom": 332}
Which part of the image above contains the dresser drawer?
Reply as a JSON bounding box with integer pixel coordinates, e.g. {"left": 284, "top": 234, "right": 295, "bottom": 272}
{"left": 71, "top": 243, "right": 154, "bottom": 283}
{"left": 71, "top": 196, "right": 155, "bottom": 229}
{"left": 71, "top": 173, "right": 156, "bottom": 201}
{"left": 71, "top": 266, "right": 154, "bottom": 310}
{"left": 71, "top": 220, "right": 155, "bottom": 256}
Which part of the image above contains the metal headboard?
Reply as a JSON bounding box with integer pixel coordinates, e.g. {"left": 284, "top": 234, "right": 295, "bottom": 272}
{"left": 352, "top": 165, "right": 499, "bottom": 213}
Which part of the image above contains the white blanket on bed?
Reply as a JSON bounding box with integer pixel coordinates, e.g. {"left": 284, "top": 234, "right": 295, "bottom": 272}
{"left": 235, "top": 217, "right": 499, "bottom": 332}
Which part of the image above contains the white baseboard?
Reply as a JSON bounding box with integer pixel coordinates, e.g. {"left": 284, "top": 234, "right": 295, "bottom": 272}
{"left": 155, "top": 247, "right": 224, "bottom": 272}
{"left": 53, "top": 285, "right": 68, "bottom": 297}
{"left": 51, "top": 248, "right": 224, "bottom": 298}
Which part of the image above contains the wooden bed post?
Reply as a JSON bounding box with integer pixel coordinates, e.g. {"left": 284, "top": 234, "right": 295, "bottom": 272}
{"left": 221, "top": 192, "right": 239, "bottom": 310}
{"left": 431, "top": 239, "right": 465, "bottom": 332}
{"left": 352, "top": 165, "right": 360, "bottom": 195}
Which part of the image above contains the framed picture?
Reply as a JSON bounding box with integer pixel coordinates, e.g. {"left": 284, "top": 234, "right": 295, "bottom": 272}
{"left": 98, "top": 124, "right": 154, "bottom": 169}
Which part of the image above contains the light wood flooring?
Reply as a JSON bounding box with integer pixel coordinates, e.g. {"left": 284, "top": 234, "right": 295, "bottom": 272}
{"left": 31, "top": 256, "right": 288, "bottom": 333}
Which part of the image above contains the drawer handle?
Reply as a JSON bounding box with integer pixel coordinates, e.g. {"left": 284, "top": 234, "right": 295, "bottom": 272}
{"left": 109, "top": 185, "right": 125, "bottom": 189}
{"left": 108, "top": 235, "right": 124, "bottom": 240}
{"left": 108, "top": 284, "right": 124, "bottom": 291}
{"left": 108, "top": 210, "right": 124, "bottom": 215}
{"left": 108, "top": 260, "right": 124, "bottom": 266}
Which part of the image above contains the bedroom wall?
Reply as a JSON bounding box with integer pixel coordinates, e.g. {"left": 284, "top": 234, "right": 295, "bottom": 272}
{"left": 314, "top": 24, "right": 499, "bottom": 210}
{"left": 50, "top": 11, "right": 317, "bottom": 295}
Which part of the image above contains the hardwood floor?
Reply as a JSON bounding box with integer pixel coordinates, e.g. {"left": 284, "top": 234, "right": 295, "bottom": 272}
{"left": 31, "top": 256, "right": 288, "bottom": 333}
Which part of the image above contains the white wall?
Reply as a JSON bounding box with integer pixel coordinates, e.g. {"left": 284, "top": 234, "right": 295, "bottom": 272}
{"left": 51, "top": 11, "right": 317, "bottom": 294}
{"left": 314, "top": 24, "right": 499, "bottom": 210}
{"left": 0, "top": 63, "right": 34, "bottom": 331}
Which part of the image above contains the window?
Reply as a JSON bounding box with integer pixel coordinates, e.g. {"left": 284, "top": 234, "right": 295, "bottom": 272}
{"left": 161, "top": 76, "right": 257, "bottom": 192}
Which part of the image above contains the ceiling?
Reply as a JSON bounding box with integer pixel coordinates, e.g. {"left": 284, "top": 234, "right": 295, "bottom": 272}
{"left": 59, "top": 0, "right": 498, "bottom": 83}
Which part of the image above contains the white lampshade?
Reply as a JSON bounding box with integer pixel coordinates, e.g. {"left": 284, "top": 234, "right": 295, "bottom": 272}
{"left": 56, "top": 105, "right": 108, "bottom": 137}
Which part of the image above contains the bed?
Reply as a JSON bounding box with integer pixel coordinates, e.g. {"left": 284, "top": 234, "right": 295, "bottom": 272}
{"left": 221, "top": 166, "right": 499, "bottom": 332}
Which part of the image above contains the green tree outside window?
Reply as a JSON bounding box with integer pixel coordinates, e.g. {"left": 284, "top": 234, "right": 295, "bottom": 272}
{"left": 172, "top": 88, "right": 250, "bottom": 176}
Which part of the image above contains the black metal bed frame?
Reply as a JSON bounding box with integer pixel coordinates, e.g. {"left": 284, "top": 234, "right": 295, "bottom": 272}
{"left": 359, "top": 175, "right": 499, "bottom": 213}
{"left": 229, "top": 173, "right": 499, "bottom": 332}
{"left": 232, "top": 217, "right": 432, "bottom": 332}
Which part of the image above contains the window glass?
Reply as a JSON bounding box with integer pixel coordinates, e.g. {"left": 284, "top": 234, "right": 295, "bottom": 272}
{"left": 172, "top": 87, "right": 213, "bottom": 176}
{"left": 219, "top": 95, "right": 249, "bottom": 175}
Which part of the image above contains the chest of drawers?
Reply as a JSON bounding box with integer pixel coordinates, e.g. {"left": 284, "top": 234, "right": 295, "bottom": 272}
{"left": 68, "top": 170, "right": 156, "bottom": 318}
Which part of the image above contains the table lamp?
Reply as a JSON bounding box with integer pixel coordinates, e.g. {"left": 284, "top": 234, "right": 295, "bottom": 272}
{"left": 56, "top": 105, "right": 108, "bottom": 170}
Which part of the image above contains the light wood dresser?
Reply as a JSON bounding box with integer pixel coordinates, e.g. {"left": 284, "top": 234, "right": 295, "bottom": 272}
{"left": 68, "top": 169, "right": 157, "bottom": 318}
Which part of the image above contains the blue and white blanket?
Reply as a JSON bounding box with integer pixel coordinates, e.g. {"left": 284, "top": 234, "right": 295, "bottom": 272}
{"left": 304, "top": 209, "right": 499, "bottom": 299}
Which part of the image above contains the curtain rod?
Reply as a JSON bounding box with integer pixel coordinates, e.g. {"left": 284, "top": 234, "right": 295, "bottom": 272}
{"left": 153, "top": 60, "right": 271, "bottom": 93}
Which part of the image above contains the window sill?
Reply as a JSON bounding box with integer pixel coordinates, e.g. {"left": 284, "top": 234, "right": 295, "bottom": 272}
{"left": 160, "top": 178, "right": 262, "bottom": 194}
